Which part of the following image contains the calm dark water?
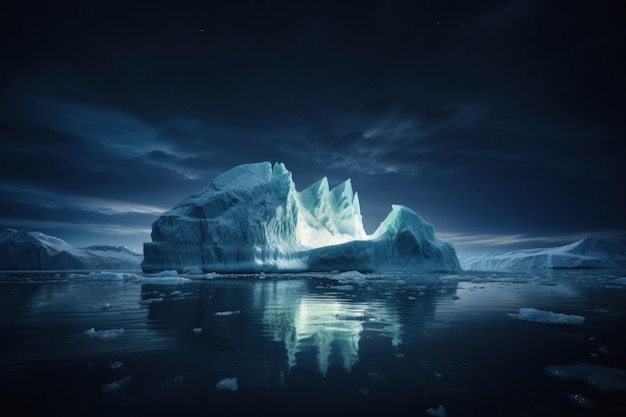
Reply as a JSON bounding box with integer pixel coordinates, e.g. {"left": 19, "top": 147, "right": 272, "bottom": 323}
{"left": 1, "top": 270, "right": 625, "bottom": 416}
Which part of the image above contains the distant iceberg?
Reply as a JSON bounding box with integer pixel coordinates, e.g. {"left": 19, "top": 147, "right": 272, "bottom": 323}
{"left": 0, "top": 229, "right": 142, "bottom": 270}
{"left": 462, "top": 236, "right": 626, "bottom": 271}
{"left": 142, "top": 162, "right": 460, "bottom": 273}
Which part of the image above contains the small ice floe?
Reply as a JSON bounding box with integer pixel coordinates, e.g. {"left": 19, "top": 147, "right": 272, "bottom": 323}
{"left": 139, "top": 276, "right": 191, "bottom": 284}
{"left": 87, "top": 272, "right": 126, "bottom": 281}
{"left": 508, "top": 308, "right": 585, "bottom": 325}
{"left": 215, "top": 377, "right": 238, "bottom": 392}
{"left": 101, "top": 376, "right": 131, "bottom": 393}
{"left": 84, "top": 328, "right": 125, "bottom": 340}
{"left": 100, "top": 302, "right": 112, "bottom": 310}
{"left": 192, "top": 327, "right": 203, "bottom": 334}
{"left": 335, "top": 271, "right": 367, "bottom": 284}
{"left": 425, "top": 404, "right": 446, "bottom": 417}
{"left": 110, "top": 361, "right": 123, "bottom": 369}
{"left": 140, "top": 297, "right": 164, "bottom": 305}
{"left": 169, "top": 290, "right": 182, "bottom": 297}
{"left": 433, "top": 371, "right": 443, "bottom": 379}
{"left": 545, "top": 363, "right": 626, "bottom": 391}
{"left": 598, "top": 345, "right": 610, "bottom": 355}
{"left": 214, "top": 311, "right": 240, "bottom": 316}
{"left": 568, "top": 393, "right": 594, "bottom": 409}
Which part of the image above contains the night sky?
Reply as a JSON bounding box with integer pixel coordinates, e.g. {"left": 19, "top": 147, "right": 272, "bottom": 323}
{"left": 1, "top": 0, "right": 625, "bottom": 257}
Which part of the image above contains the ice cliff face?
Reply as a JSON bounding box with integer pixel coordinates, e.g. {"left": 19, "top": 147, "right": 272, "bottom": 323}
{"left": 0, "top": 229, "right": 142, "bottom": 270}
{"left": 142, "top": 162, "right": 460, "bottom": 273}
{"left": 462, "top": 236, "right": 626, "bottom": 270}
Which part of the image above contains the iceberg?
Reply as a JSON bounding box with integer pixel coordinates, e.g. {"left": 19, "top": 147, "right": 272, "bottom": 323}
{"left": 462, "top": 236, "right": 626, "bottom": 271}
{"left": 0, "top": 229, "right": 142, "bottom": 270}
{"left": 142, "top": 162, "right": 460, "bottom": 273}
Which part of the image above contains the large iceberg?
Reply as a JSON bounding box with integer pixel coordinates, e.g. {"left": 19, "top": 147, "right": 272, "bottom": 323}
{"left": 462, "top": 236, "right": 626, "bottom": 271}
{"left": 0, "top": 229, "right": 142, "bottom": 270}
{"left": 142, "top": 162, "right": 460, "bottom": 273}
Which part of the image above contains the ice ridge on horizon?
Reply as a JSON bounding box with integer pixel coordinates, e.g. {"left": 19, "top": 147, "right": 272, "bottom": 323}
{"left": 142, "top": 161, "right": 460, "bottom": 273}
{"left": 0, "top": 229, "right": 142, "bottom": 270}
{"left": 462, "top": 236, "right": 626, "bottom": 271}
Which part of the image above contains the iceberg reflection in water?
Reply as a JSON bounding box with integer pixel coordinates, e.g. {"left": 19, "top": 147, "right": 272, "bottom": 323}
{"left": 1, "top": 270, "right": 625, "bottom": 416}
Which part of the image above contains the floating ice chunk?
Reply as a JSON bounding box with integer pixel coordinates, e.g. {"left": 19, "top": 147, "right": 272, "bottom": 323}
{"left": 170, "top": 290, "right": 182, "bottom": 297}
{"left": 568, "top": 393, "right": 594, "bottom": 409}
{"left": 214, "top": 311, "right": 240, "bottom": 316}
{"left": 335, "top": 271, "right": 367, "bottom": 284}
{"left": 433, "top": 371, "right": 442, "bottom": 379}
{"left": 202, "top": 272, "right": 218, "bottom": 280}
{"left": 508, "top": 308, "right": 585, "bottom": 325}
{"left": 87, "top": 272, "right": 124, "bottom": 280}
{"left": 611, "top": 277, "right": 626, "bottom": 285}
{"left": 138, "top": 276, "right": 191, "bottom": 284}
{"left": 84, "top": 328, "right": 125, "bottom": 340}
{"left": 101, "top": 376, "right": 131, "bottom": 393}
{"left": 100, "top": 302, "right": 112, "bottom": 310}
{"left": 545, "top": 363, "right": 626, "bottom": 391}
{"left": 426, "top": 404, "right": 446, "bottom": 416}
{"left": 110, "top": 361, "right": 123, "bottom": 369}
{"left": 216, "top": 377, "right": 238, "bottom": 392}
{"left": 140, "top": 297, "right": 164, "bottom": 305}
{"left": 192, "top": 327, "right": 202, "bottom": 334}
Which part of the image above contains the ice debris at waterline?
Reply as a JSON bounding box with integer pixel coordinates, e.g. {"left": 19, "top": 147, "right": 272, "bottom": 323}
{"left": 508, "top": 308, "right": 585, "bottom": 325}
{"left": 142, "top": 162, "right": 460, "bottom": 273}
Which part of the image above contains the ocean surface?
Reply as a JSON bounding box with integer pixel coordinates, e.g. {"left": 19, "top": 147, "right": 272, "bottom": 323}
{"left": 1, "top": 269, "right": 625, "bottom": 416}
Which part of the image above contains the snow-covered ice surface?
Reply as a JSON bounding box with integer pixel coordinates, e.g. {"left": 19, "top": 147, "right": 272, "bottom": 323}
{"left": 142, "top": 162, "right": 460, "bottom": 273}
{"left": 463, "top": 236, "right": 626, "bottom": 271}
{"left": 0, "top": 229, "right": 142, "bottom": 270}
{"left": 1, "top": 268, "right": 625, "bottom": 416}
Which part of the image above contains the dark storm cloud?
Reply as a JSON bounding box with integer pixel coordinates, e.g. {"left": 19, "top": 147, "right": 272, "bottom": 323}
{"left": 1, "top": 0, "right": 624, "bottom": 253}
